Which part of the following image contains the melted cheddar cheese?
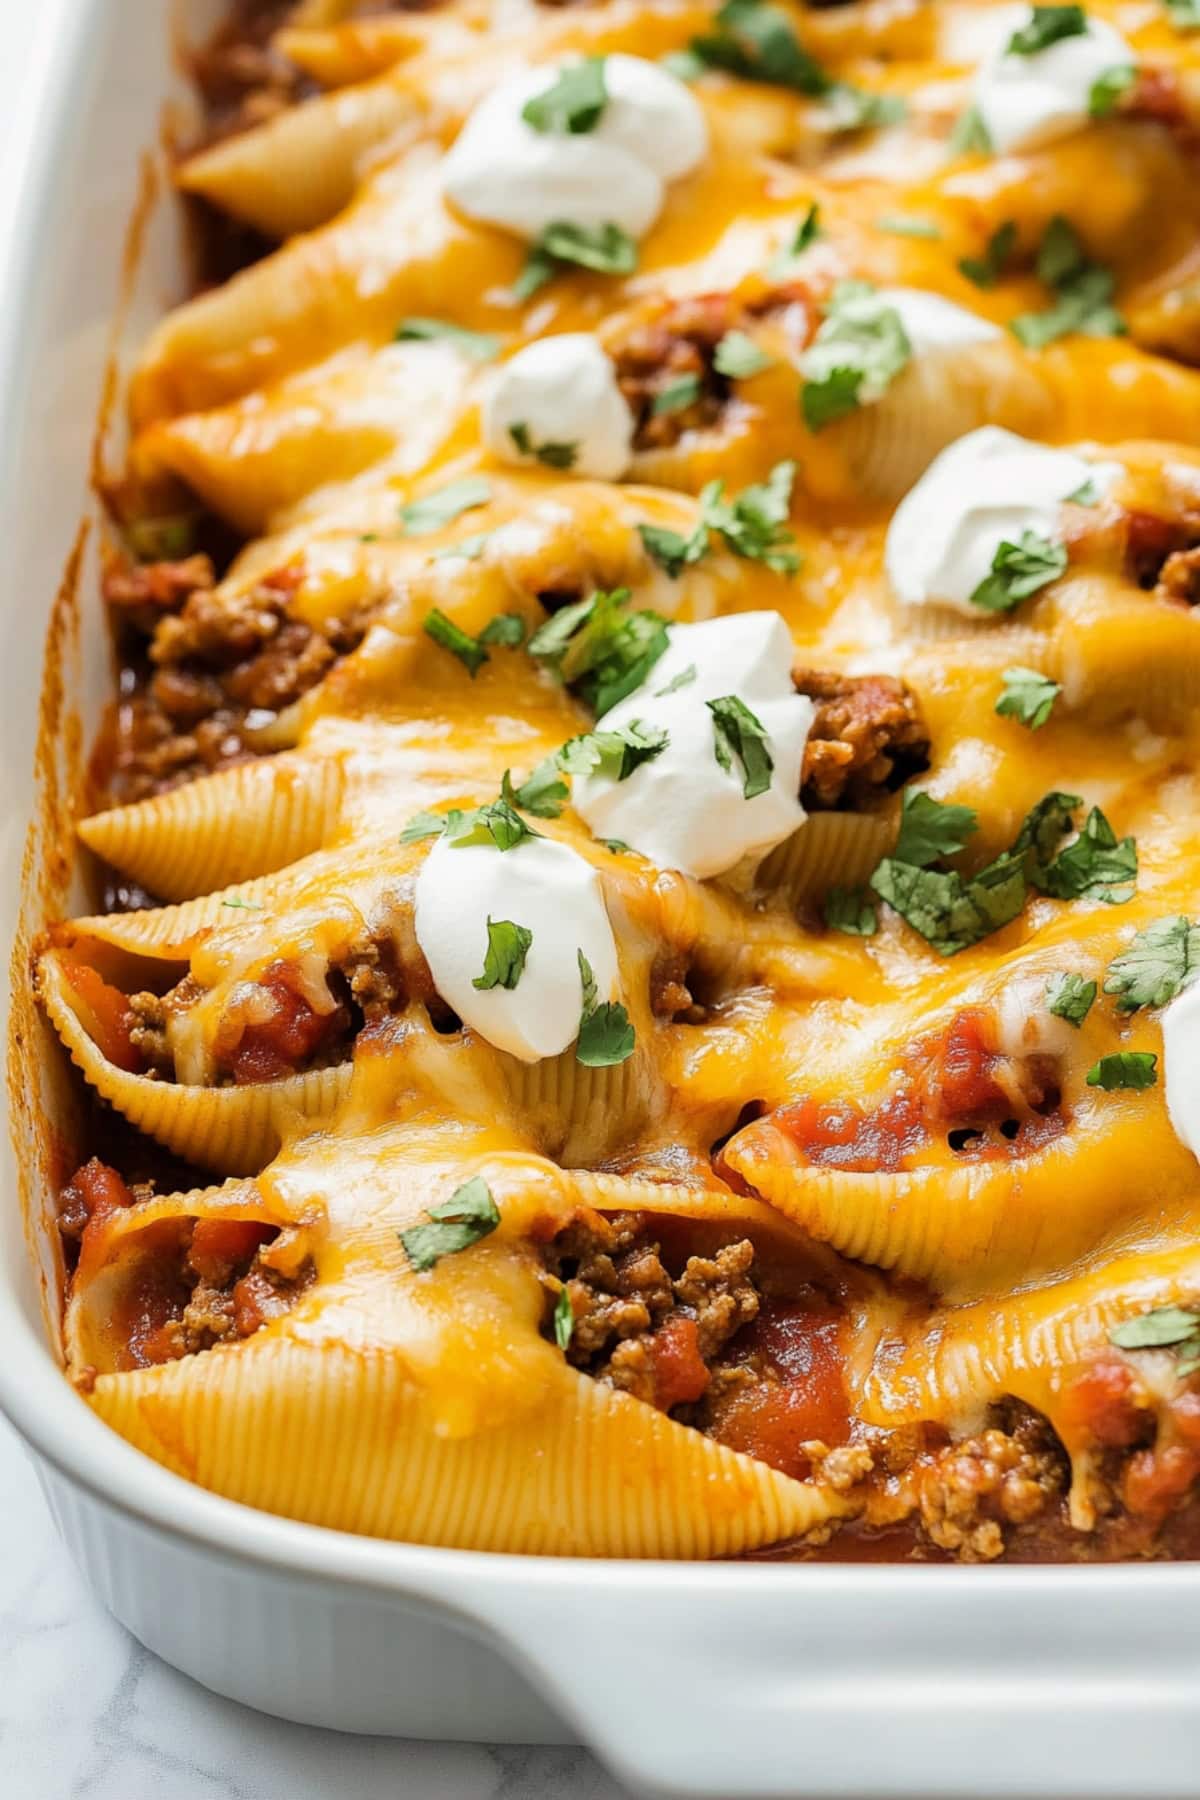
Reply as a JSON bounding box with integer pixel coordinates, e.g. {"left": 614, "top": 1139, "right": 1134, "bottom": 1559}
{"left": 35, "top": 0, "right": 1200, "bottom": 1560}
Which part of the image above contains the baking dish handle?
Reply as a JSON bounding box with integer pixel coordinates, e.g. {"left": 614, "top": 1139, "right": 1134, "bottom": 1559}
{"left": 458, "top": 1565, "right": 1200, "bottom": 1799}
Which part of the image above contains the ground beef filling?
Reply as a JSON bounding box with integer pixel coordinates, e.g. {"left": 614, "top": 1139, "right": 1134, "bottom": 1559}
{"left": 543, "top": 1211, "right": 760, "bottom": 1412}
{"left": 795, "top": 669, "right": 930, "bottom": 810}
{"left": 103, "top": 555, "right": 368, "bottom": 802}
{"left": 909, "top": 1402, "right": 1069, "bottom": 1562}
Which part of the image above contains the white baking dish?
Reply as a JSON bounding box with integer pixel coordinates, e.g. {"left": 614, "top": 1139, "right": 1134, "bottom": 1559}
{"left": 4, "top": 6, "right": 1200, "bottom": 1794}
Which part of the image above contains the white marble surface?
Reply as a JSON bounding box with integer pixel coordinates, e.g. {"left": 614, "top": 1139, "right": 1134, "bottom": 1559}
{"left": 0, "top": 1414, "right": 637, "bottom": 1800}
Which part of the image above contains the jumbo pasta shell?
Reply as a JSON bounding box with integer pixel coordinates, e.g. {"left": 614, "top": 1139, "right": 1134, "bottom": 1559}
{"left": 39, "top": 954, "right": 351, "bottom": 1175}
{"left": 85, "top": 1338, "right": 851, "bottom": 1555}
{"left": 755, "top": 810, "right": 895, "bottom": 906}
{"left": 79, "top": 752, "right": 344, "bottom": 899}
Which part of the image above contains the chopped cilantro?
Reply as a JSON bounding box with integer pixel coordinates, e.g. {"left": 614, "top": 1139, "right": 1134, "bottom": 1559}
{"left": 1104, "top": 916, "right": 1200, "bottom": 1012}
{"left": 399, "top": 1176, "right": 501, "bottom": 1272}
{"left": 958, "top": 220, "right": 1017, "bottom": 290}
{"left": 768, "top": 203, "right": 822, "bottom": 276}
{"left": 713, "top": 330, "right": 773, "bottom": 378}
{"left": 558, "top": 720, "right": 669, "bottom": 782}
{"left": 707, "top": 694, "right": 774, "bottom": 799}
{"left": 637, "top": 520, "right": 709, "bottom": 578}
{"left": 1066, "top": 476, "right": 1100, "bottom": 506}
{"left": 893, "top": 789, "right": 979, "bottom": 867}
{"left": 1006, "top": 6, "right": 1086, "bottom": 56}
{"left": 699, "top": 461, "right": 800, "bottom": 572}
{"left": 949, "top": 105, "right": 993, "bottom": 154}
{"left": 1032, "top": 805, "right": 1137, "bottom": 904}
{"left": 396, "top": 317, "right": 500, "bottom": 361}
{"left": 1046, "top": 970, "right": 1096, "bottom": 1026}
{"left": 402, "top": 476, "right": 492, "bottom": 536}
{"left": 655, "top": 663, "right": 697, "bottom": 696}
{"left": 502, "top": 760, "right": 569, "bottom": 820}
{"left": 522, "top": 57, "right": 608, "bottom": 134}
{"left": 876, "top": 214, "right": 942, "bottom": 240}
{"left": 423, "top": 608, "right": 488, "bottom": 676}
{"left": 1165, "top": 0, "right": 1200, "bottom": 27}
{"left": 996, "top": 665, "right": 1062, "bottom": 729}
{"left": 479, "top": 612, "right": 527, "bottom": 648}
{"left": 690, "top": 0, "right": 830, "bottom": 96}
{"left": 800, "top": 281, "right": 912, "bottom": 431}
{"left": 576, "top": 949, "right": 636, "bottom": 1066}
{"left": 823, "top": 85, "right": 906, "bottom": 131}
{"left": 653, "top": 373, "right": 703, "bottom": 416}
{"left": 127, "top": 515, "right": 197, "bottom": 561}
{"left": 1010, "top": 216, "right": 1125, "bottom": 348}
{"left": 824, "top": 886, "right": 878, "bottom": 936}
{"left": 515, "top": 221, "right": 638, "bottom": 300}
{"left": 432, "top": 530, "right": 491, "bottom": 563}
{"left": 969, "top": 530, "right": 1067, "bottom": 613}
{"left": 527, "top": 587, "right": 670, "bottom": 715}
{"left": 554, "top": 1286, "right": 576, "bottom": 1350}
{"left": 1089, "top": 64, "right": 1136, "bottom": 118}
{"left": 473, "top": 917, "right": 533, "bottom": 992}
{"left": 1111, "top": 1305, "right": 1200, "bottom": 1351}
{"left": 1086, "top": 1051, "right": 1158, "bottom": 1091}
{"left": 508, "top": 421, "right": 578, "bottom": 469}
{"left": 220, "top": 895, "right": 261, "bottom": 911}
{"left": 400, "top": 810, "right": 447, "bottom": 844}
{"left": 445, "top": 795, "right": 540, "bottom": 853}
{"left": 870, "top": 852, "right": 1026, "bottom": 957}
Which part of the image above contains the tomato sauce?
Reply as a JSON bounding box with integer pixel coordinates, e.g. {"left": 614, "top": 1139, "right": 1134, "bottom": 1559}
{"left": 707, "top": 1298, "right": 850, "bottom": 1483}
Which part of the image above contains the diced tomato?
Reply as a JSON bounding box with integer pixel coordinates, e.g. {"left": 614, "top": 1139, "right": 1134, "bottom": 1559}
{"left": 707, "top": 1301, "right": 849, "bottom": 1482}
{"left": 188, "top": 1217, "right": 273, "bottom": 1282}
{"left": 213, "top": 961, "right": 344, "bottom": 1086}
{"left": 647, "top": 1316, "right": 710, "bottom": 1410}
{"left": 1124, "top": 1442, "right": 1200, "bottom": 1522}
{"left": 1170, "top": 1389, "right": 1200, "bottom": 1448}
{"left": 58, "top": 1157, "right": 134, "bottom": 1241}
{"left": 911, "top": 1008, "right": 1009, "bottom": 1124}
{"left": 773, "top": 1091, "right": 925, "bottom": 1173}
{"left": 1059, "top": 1354, "right": 1150, "bottom": 1449}
{"left": 232, "top": 1266, "right": 292, "bottom": 1337}
{"left": 59, "top": 961, "right": 142, "bottom": 1073}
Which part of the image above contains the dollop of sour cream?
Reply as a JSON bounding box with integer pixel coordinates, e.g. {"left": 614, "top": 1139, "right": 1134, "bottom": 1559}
{"left": 482, "top": 334, "right": 635, "bottom": 480}
{"left": 442, "top": 53, "right": 708, "bottom": 244}
{"left": 972, "top": 7, "right": 1136, "bottom": 155}
{"left": 886, "top": 425, "right": 1121, "bottom": 615}
{"left": 570, "top": 612, "right": 815, "bottom": 880}
{"left": 414, "top": 833, "right": 620, "bottom": 1064}
{"left": 877, "top": 288, "right": 1001, "bottom": 355}
{"left": 1163, "top": 980, "right": 1200, "bottom": 1163}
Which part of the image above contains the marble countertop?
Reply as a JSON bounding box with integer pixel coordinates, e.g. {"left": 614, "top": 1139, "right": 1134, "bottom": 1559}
{"left": 0, "top": 1414, "right": 636, "bottom": 1800}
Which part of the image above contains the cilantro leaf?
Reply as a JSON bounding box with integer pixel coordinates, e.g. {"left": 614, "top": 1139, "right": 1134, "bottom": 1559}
{"left": 958, "top": 220, "right": 1017, "bottom": 290}
{"left": 558, "top": 720, "right": 669, "bottom": 781}
{"left": 996, "top": 665, "right": 1062, "bottom": 729}
{"left": 554, "top": 1286, "right": 576, "bottom": 1351}
{"left": 655, "top": 663, "right": 697, "bottom": 696}
{"left": 1046, "top": 970, "right": 1096, "bottom": 1026}
{"left": 473, "top": 917, "right": 533, "bottom": 992}
{"left": 1089, "top": 64, "right": 1136, "bottom": 118}
{"left": 1011, "top": 790, "right": 1081, "bottom": 868}
{"left": 478, "top": 612, "right": 527, "bottom": 648}
{"left": 713, "top": 329, "right": 773, "bottom": 378}
{"left": 503, "top": 760, "right": 568, "bottom": 820}
{"left": 690, "top": 0, "right": 831, "bottom": 96}
{"left": 1111, "top": 1306, "right": 1200, "bottom": 1350}
{"left": 400, "top": 810, "right": 447, "bottom": 844}
{"left": 870, "top": 852, "right": 1026, "bottom": 956}
{"left": 575, "top": 949, "right": 636, "bottom": 1066}
{"left": 400, "top": 1176, "right": 501, "bottom": 1272}
{"left": 1086, "top": 1051, "right": 1158, "bottom": 1090}
{"left": 515, "top": 221, "right": 638, "bottom": 298}
{"left": 522, "top": 57, "right": 608, "bottom": 134}
{"left": 637, "top": 520, "right": 710, "bottom": 578}
{"left": 653, "top": 373, "right": 703, "bottom": 416}
{"left": 699, "top": 461, "right": 800, "bottom": 573}
{"left": 1006, "top": 6, "right": 1087, "bottom": 56}
{"left": 823, "top": 85, "right": 906, "bottom": 131}
{"left": 445, "top": 796, "right": 539, "bottom": 853}
{"left": 949, "top": 105, "right": 994, "bottom": 154}
{"left": 824, "top": 886, "right": 878, "bottom": 936}
{"left": 876, "top": 214, "right": 942, "bottom": 240}
{"left": 970, "top": 530, "right": 1067, "bottom": 613}
{"left": 423, "top": 607, "right": 488, "bottom": 675}
{"left": 507, "top": 421, "right": 578, "bottom": 469}
{"left": 1010, "top": 216, "right": 1126, "bottom": 348}
{"left": 396, "top": 317, "right": 500, "bottom": 361}
{"left": 707, "top": 694, "right": 775, "bottom": 798}
{"left": 1165, "top": 0, "right": 1200, "bottom": 27}
{"left": 1104, "top": 916, "right": 1200, "bottom": 1012}
{"left": 894, "top": 789, "right": 979, "bottom": 868}
{"left": 800, "top": 281, "right": 912, "bottom": 431}
{"left": 432, "top": 530, "right": 491, "bottom": 563}
{"left": 1066, "top": 476, "right": 1100, "bottom": 506}
{"left": 220, "top": 895, "right": 261, "bottom": 911}
{"left": 402, "top": 476, "right": 492, "bottom": 536}
{"left": 1033, "top": 805, "right": 1137, "bottom": 904}
{"left": 527, "top": 588, "right": 670, "bottom": 715}
{"left": 768, "top": 202, "right": 822, "bottom": 276}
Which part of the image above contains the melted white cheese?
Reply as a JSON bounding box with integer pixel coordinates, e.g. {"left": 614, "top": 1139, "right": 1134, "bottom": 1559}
{"left": 413, "top": 833, "right": 620, "bottom": 1064}
{"left": 994, "top": 973, "right": 1077, "bottom": 1061}
{"left": 885, "top": 425, "right": 1121, "bottom": 616}
{"left": 442, "top": 53, "right": 707, "bottom": 244}
{"left": 482, "top": 334, "right": 635, "bottom": 480}
{"left": 1163, "top": 980, "right": 1200, "bottom": 1164}
{"left": 972, "top": 8, "right": 1136, "bottom": 155}
{"left": 876, "top": 287, "right": 1001, "bottom": 354}
{"left": 570, "top": 613, "right": 814, "bottom": 880}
